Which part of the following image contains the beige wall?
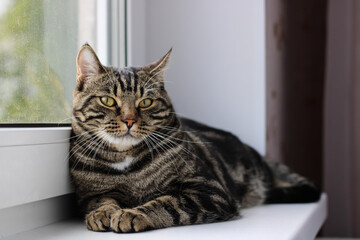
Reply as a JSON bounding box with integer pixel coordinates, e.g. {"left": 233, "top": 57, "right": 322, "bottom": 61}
{"left": 128, "top": 0, "right": 267, "bottom": 154}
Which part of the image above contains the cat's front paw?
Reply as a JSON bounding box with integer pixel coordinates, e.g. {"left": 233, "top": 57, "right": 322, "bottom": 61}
{"left": 85, "top": 204, "right": 120, "bottom": 232}
{"left": 110, "top": 209, "right": 154, "bottom": 233}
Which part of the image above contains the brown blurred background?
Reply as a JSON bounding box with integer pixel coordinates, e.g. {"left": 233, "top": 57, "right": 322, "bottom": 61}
{"left": 266, "top": 0, "right": 360, "bottom": 237}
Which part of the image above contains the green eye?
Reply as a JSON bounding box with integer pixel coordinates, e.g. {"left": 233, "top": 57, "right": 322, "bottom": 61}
{"left": 139, "top": 98, "right": 153, "bottom": 108}
{"left": 100, "top": 96, "right": 115, "bottom": 107}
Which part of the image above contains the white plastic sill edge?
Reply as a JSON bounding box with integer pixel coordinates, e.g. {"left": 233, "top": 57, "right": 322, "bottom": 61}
{"left": 0, "top": 127, "right": 72, "bottom": 147}
{"left": 4, "top": 194, "right": 327, "bottom": 240}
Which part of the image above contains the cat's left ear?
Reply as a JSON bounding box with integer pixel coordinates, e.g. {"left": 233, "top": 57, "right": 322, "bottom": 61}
{"left": 76, "top": 43, "right": 104, "bottom": 85}
{"left": 145, "top": 48, "right": 172, "bottom": 77}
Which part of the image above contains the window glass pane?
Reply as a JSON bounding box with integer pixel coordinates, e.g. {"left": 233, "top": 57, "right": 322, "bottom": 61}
{"left": 0, "top": 0, "right": 98, "bottom": 123}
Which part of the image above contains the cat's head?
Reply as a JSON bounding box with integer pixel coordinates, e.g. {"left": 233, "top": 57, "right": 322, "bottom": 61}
{"left": 72, "top": 44, "right": 175, "bottom": 151}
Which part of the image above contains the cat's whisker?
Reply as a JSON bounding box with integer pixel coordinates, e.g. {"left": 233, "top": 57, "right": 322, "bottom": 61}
{"left": 156, "top": 125, "right": 197, "bottom": 134}
{"left": 70, "top": 129, "right": 104, "bottom": 169}
{"left": 69, "top": 128, "right": 102, "bottom": 141}
{"left": 148, "top": 134, "right": 189, "bottom": 173}
{"left": 71, "top": 140, "right": 94, "bottom": 170}
{"left": 80, "top": 133, "right": 105, "bottom": 172}
{"left": 99, "top": 131, "right": 111, "bottom": 150}
{"left": 144, "top": 135, "right": 164, "bottom": 168}
{"left": 74, "top": 136, "right": 98, "bottom": 163}
{"left": 64, "top": 128, "right": 103, "bottom": 163}
{"left": 89, "top": 132, "right": 108, "bottom": 171}
{"left": 147, "top": 134, "right": 175, "bottom": 161}
{"left": 141, "top": 135, "right": 154, "bottom": 163}
{"left": 67, "top": 127, "right": 102, "bottom": 145}
{"left": 146, "top": 134, "right": 180, "bottom": 174}
{"left": 100, "top": 131, "right": 116, "bottom": 151}
{"left": 151, "top": 131, "right": 197, "bottom": 159}
{"left": 151, "top": 130, "right": 209, "bottom": 144}
{"left": 92, "top": 131, "right": 108, "bottom": 160}
{"left": 57, "top": 116, "right": 75, "bottom": 125}
{"left": 60, "top": 127, "right": 103, "bottom": 146}
{"left": 148, "top": 134, "right": 178, "bottom": 161}
{"left": 158, "top": 135, "right": 194, "bottom": 157}
{"left": 161, "top": 137, "right": 195, "bottom": 169}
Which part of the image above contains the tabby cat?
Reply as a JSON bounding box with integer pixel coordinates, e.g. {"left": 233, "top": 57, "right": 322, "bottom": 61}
{"left": 69, "top": 44, "right": 321, "bottom": 233}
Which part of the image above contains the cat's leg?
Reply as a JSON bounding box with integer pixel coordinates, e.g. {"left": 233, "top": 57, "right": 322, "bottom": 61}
{"left": 265, "top": 161, "right": 321, "bottom": 203}
{"left": 109, "top": 181, "right": 238, "bottom": 233}
{"left": 85, "top": 197, "right": 121, "bottom": 231}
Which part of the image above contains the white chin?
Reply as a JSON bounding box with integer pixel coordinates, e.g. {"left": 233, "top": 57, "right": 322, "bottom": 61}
{"left": 103, "top": 133, "right": 142, "bottom": 150}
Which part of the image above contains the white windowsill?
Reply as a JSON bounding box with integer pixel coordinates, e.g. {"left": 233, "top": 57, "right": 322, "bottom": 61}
{"left": 0, "top": 127, "right": 72, "bottom": 210}
{"left": 3, "top": 194, "right": 327, "bottom": 240}
{"left": 0, "top": 127, "right": 71, "bottom": 147}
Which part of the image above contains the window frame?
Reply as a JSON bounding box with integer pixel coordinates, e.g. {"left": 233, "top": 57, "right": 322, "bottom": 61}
{"left": 0, "top": 0, "right": 127, "bottom": 213}
{"left": 0, "top": 0, "right": 127, "bottom": 128}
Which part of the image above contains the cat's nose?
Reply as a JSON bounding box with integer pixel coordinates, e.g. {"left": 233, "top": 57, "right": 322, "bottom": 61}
{"left": 122, "top": 119, "right": 137, "bottom": 129}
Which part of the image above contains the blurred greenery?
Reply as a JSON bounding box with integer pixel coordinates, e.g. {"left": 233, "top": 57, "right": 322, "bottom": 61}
{"left": 0, "top": 0, "right": 71, "bottom": 123}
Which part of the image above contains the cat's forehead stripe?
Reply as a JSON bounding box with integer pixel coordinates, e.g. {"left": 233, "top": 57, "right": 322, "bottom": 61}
{"left": 107, "top": 68, "right": 147, "bottom": 97}
{"left": 125, "top": 71, "right": 132, "bottom": 92}
{"left": 113, "top": 71, "right": 125, "bottom": 92}
{"left": 113, "top": 82, "right": 118, "bottom": 96}
{"left": 111, "top": 69, "right": 144, "bottom": 96}
{"left": 133, "top": 70, "right": 138, "bottom": 95}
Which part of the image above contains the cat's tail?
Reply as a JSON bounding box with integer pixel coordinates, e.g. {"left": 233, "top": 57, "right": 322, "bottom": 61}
{"left": 265, "top": 161, "right": 321, "bottom": 204}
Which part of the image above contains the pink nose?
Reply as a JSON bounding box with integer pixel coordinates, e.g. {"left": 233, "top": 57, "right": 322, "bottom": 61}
{"left": 122, "top": 119, "right": 136, "bottom": 129}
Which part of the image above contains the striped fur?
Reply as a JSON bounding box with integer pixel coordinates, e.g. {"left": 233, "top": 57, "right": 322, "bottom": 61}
{"left": 70, "top": 44, "right": 321, "bottom": 233}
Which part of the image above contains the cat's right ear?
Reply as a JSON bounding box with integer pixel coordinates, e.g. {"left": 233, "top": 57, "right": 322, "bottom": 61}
{"left": 76, "top": 44, "right": 103, "bottom": 87}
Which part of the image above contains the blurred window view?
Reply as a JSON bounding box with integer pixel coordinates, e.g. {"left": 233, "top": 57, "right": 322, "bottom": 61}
{"left": 0, "top": 0, "right": 98, "bottom": 123}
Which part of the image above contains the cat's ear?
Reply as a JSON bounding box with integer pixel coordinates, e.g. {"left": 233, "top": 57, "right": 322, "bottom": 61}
{"left": 145, "top": 48, "right": 172, "bottom": 77}
{"left": 76, "top": 43, "right": 103, "bottom": 85}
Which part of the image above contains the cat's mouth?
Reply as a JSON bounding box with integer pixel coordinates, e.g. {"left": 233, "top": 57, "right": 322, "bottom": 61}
{"left": 124, "top": 131, "right": 135, "bottom": 137}
{"left": 102, "top": 130, "right": 142, "bottom": 149}
{"left": 117, "top": 130, "right": 140, "bottom": 140}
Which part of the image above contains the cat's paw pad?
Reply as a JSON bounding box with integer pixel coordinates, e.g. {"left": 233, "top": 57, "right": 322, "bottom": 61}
{"left": 110, "top": 209, "right": 153, "bottom": 233}
{"left": 85, "top": 204, "right": 119, "bottom": 232}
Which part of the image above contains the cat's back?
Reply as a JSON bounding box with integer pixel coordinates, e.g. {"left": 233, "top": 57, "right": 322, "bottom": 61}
{"left": 180, "top": 117, "right": 246, "bottom": 150}
{"left": 179, "top": 117, "right": 270, "bottom": 207}
{"left": 180, "top": 117, "right": 239, "bottom": 142}
{"left": 179, "top": 117, "right": 253, "bottom": 169}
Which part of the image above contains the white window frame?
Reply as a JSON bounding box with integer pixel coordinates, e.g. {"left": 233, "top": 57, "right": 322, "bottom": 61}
{"left": 0, "top": 0, "right": 127, "bottom": 237}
